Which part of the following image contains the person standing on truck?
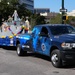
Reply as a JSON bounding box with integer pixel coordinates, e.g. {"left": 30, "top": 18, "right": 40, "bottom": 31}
{"left": 25, "top": 17, "right": 30, "bottom": 33}
{"left": 12, "top": 10, "right": 18, "bottom": 22}
{"left": 2, "top": 20, "right": 8, "bottom": 32}
{"left": 20, "top": 16, "right": 25, "bottom": 34}
{"left": 8, "top": 15, "right": 13, "bottom": 22}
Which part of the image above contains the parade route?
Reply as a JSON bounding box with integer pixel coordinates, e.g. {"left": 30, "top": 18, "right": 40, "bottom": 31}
{"left": 0, "top": 47, "right": 75, "bottom": 75}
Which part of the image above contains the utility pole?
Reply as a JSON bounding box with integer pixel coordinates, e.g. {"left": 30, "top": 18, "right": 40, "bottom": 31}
{"left": 60, "top": 0, "right": 67, "bottom": 24}
{"left": 62, "top": 0, "right": 65, "bottom": 24}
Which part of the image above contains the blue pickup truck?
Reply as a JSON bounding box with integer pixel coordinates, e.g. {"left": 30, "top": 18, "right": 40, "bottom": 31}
{"left": 16, "top": 24, "right": 75, "bottom": 68}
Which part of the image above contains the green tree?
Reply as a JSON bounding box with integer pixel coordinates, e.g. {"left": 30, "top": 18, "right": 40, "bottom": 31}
{"left": 69, "top": 16, "right": 75, "bottom": 26}
{"left": 50, "top": 13, "right": 75, "bottom": 26}
{"left": 17, "top": 3, "right": 32, "bottom": 18}
{"left": 0, "top": 0, "right": 19, "bottom": 19}
{"left": 50, "top": 14, "right": 62, "bottom": 24}
{"left": 36, "top": 15, "right": 46, "bottom": 25}
{"left": 30, "top": 14, "right": 46, "bottom": 29}
{"left": 0, "top": 0, "right": 32, "bottom": 20}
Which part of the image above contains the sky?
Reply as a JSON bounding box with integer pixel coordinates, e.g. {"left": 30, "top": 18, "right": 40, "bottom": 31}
{"left": 34, "top": 0, "right": 75, "bottom": 12}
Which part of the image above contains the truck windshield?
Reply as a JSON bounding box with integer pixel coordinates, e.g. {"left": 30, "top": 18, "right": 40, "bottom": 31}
{"left": 49, "top": 26, "right": 75, "bottom": 35}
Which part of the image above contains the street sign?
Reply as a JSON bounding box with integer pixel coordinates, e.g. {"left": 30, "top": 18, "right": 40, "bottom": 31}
{"left": 60, "top": 9, "right": 67, "bottom": 12}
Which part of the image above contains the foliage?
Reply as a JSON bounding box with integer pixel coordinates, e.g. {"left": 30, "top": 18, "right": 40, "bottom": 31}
{"left": 30, "top": 14, "right": 46, "bottom": 29}
{"left": 0, "top": 0, "right": 32, "bottom": 20}
{"left": 68, "top": 16, "right": 75, "bottom": 27}
{"left": 17, "top": 3, "right": 32, "bottom": 18}
{"left": 50, "top": 13, "right": 75, "bottom": 27}
{"left": 36, "top": 15, "right": 46, "bottom": 25}
{"left": 50, "top": 14, "right": 62, "bottom": 24}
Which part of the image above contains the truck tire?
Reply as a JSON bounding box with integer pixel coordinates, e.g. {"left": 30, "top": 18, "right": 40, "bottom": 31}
{"left": 17, "top": 44, "right": 25, "bottom": 56}
{"left": 51, "top": 49, "right": 62, "bottom": 68}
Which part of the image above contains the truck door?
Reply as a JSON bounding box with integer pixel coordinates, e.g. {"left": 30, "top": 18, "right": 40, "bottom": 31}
{"left": 36, "top": 27, "right": 51, "bottom": 56}
{"left": 32, "top": 26, "right": 41, "bottom": 51}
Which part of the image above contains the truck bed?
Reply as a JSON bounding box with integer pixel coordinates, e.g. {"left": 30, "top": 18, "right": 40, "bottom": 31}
{"left": 0, "top": 25, "right": 22, "bottom": 46}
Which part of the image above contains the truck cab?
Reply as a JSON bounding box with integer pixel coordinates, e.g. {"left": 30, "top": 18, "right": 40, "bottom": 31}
{"left": 16, "top": 24, "right": 75, "bottom": 68}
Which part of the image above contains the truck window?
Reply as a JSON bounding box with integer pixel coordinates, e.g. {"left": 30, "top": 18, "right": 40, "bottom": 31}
{"left": 49, "top": 26, "right": 75, "bottom": 35}
{"left": 67, "top": 26, "right": 75, "bottom": 33}
{"left": 40, "top": 27, "right": 49, "bottom": 37}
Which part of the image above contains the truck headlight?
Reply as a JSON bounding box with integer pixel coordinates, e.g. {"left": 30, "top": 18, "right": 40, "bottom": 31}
{"left": 71, "top": 43, "right": 75, "bottom": 48}
{"left": 61, "top": 42, "right": 72, "bottom": 49}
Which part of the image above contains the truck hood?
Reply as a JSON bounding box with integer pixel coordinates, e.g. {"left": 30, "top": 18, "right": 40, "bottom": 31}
{"left": 16, "top": 34, "right": 32, "bottom": 40}
{"left": 53, "top": 34, "right": 75, "bottom": 43}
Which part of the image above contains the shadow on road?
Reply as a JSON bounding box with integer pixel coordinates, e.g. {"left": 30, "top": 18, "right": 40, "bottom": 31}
{"left": 0, "top": 46, "right": 16, "bottom": 51}
{"left": 62, "top": 64, "right": 75, "bottom": 69}
{"left": 0, "top": 46, "right": 75, "bottom": 69}
{"left": 22, "top": 53, "right": 75, "bottom": 69}
{"left": 33, "top": 53, "right": 50, "bottom": 61}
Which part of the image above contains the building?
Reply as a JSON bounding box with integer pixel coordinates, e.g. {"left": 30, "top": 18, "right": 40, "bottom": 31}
{"left": 34, "top": 8, "right": 50, "bottom": 14}
{"left": 19, "top": 0, "right": 34, "bottom": 13}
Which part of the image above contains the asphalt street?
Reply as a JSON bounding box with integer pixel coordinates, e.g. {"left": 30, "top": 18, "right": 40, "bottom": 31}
{"left": 0, "top": 47, "right": 75, "bottom": 75}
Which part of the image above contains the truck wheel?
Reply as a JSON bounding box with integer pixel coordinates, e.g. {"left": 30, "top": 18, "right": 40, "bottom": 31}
{"left": 51, "top": 49, "right": 62, "bottom": 68}
{"left": 17, "top": 44, "right": 24, "bottom": 56}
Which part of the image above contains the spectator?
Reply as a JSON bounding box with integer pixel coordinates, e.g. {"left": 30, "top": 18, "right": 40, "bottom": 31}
{"left": 8, "top": 15, "right": 13, "bottom": 22}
